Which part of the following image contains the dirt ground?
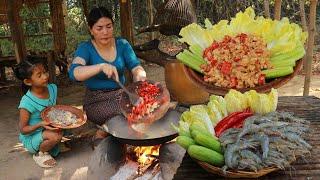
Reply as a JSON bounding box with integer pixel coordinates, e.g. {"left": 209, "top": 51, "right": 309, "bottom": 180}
{"left": 0, "top": 64, "right": 320, "bottom": 180}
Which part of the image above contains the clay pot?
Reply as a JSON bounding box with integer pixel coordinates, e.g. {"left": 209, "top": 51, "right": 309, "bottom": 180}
{"left": 165, "top": 61, "right": 209, "bottom": 105}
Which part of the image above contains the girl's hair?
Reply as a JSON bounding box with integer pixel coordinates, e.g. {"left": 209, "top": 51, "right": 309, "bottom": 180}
{"left": 88, "top": 6, "right": 113, "bottom": 29}
{"left": 13, "top": 57, "right": 46, "bottom": 94}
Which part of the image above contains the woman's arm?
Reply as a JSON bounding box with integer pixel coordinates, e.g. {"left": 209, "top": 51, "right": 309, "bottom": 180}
{"left": 19, "top": 109, "right": 47, "bottom": 134}
{"left": 70, "top": 57, "right": 119, "bottom": 82}
{"left": 132, "top": 65, "right": 147, "bottom": 82}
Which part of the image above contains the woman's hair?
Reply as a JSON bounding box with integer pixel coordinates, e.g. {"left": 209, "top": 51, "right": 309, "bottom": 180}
{"left": 88, "top": 6, "right": 113, "bottom": 29}
{"left": 13, "top": 57, "right": 46, "bottom": 94}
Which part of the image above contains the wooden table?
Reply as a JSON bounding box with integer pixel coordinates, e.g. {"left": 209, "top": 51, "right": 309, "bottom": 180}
{"left": 173, "top": 96, "right": 320, "bottom": 179}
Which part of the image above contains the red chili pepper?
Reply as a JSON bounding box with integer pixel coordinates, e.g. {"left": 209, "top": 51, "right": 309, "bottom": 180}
{"left": 220, "top": 61, "right": 232, "bottom": 75}
{"left": 230, "top": 77, "right": 238, "bottom": 88}
{"left": 211, "top": 42, "right": 219, "bottom": 50}
{"left": 238, "top": 33, "right": 248, "bottom": 43}
{"left": 214, "top": 111, "right": 242, "bottom": 133}
{"left": 258, "top": 74, "right": 266, "bottom": 85}
{"left": 230, "top": 113, "right": 253, "bottom": 129}
{"left": 215, "top": 111, "right": 253, "bottom": 137}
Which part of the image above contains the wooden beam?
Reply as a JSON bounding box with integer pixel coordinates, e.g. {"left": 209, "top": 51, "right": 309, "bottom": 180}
{"left": 0, "top": 33, "right": 53, "bottom": 40}
{"left": 274, "top": 0, "right": 282, "bottom": 20}
{"left": 6, "top": 0, "right": 27, "bottom": 63}
{"left": 119, "top": 0, "right": 134, "bottom": 44}
{"left": 49, "top": 0, "right": 67, "bottom": 56}
{"left": 303, "top": 0, "right": 318, "bottom": 96}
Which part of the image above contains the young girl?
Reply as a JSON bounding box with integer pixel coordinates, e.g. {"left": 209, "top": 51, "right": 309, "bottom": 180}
{"left": 14, "top": 57, "right": 62, "bottom": 168}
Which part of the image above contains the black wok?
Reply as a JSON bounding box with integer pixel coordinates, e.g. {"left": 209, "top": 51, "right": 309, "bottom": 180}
{"left": 101, "top": 109, "right": 181, "bottom": 146}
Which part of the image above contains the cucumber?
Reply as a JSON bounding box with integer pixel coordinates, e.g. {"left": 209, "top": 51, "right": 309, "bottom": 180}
{"left": 190, "top": 129, "right": 218, "bottom": 141}
{"left": 262, "top": 66, "right": 294, "bottom": 79}
{"left": 194, "top": 133, "right": 222, "bottom": 153}
{"left": 188, "top": 145, "right": 225, "bottom": 167}
{"left": 176, "top": 136, "right": 195, "bottom": 149}
{"left": 190, "top": 124, "right": 214, "bottom": 138}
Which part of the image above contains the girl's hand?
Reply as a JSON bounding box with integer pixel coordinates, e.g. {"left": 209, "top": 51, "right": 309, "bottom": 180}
{"left": 43, "top": 125, "right": 60, "bottom": 131}
{"left": 100, "top": 63, "right": 119, "bottom": 82}
{"left": 40, "top": 121, "right": 51, "bottom": 127}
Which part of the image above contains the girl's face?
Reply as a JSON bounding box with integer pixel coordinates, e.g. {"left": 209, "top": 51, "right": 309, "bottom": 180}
{"left": 90, "top": 17, "right": 114, "bottom": 45}
{"left": 24, "top": 64, "right": 49, "bottom": 88}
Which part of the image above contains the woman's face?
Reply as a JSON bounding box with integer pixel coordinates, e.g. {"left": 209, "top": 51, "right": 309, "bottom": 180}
{"left": 90, "top": 17, "right": 114, "bottom": 45}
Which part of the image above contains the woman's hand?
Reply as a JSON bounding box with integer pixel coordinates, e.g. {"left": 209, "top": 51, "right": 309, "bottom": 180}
{"left": 132, "top": 66, "right": 147, "bottom": 82}
{"left": 100, "top": 63, "right": 119, "bottom": 82}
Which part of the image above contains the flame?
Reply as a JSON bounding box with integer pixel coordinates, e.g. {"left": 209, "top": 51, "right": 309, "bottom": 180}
{"left": 134, "top": 145, "right": 160, "bottom": 166}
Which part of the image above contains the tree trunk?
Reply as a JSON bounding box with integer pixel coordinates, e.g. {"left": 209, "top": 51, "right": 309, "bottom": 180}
{"left": 263, "top": 0, "right": 270, "bottom": 18}
{"left": 119, "top": 0, "right": 134, "bottom": 44}
{"left": 81, "top": 0, "right": 89, "bottom": 22}
{"left": 274, "top": 0, "right": 282, "bottom": 20}
{"left": 303, "top": 0, "right": 318, "bottom": 96}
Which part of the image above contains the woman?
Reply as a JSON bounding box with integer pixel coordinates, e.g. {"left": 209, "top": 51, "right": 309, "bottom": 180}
{"left": 68, "top": 7, "right": 147, "bottom": 142}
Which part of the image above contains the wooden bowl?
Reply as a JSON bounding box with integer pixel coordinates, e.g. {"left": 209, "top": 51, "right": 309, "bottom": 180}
{"left": 165, "top": 61, "right": 210, "bottom": 105}
{"left": 195, "top": 160, "right": 279, "bottom": 178}
{"left": 41, "top": 105, "right": 86, "bottom": 129}
{"left": 119, "top": 80, "right": 171, "bottom": 124}
{"left": 184, "top": 59, "right": 303, "bottom": 95}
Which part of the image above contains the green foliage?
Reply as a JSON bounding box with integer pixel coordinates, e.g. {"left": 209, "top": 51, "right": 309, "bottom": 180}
{"left": 0, "top": 0, "right": 318, "bottom": 58}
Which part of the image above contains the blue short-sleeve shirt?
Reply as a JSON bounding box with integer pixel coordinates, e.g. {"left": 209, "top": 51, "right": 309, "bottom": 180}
{"left": 68, "top": 37, "right": 141, "bottom": 90}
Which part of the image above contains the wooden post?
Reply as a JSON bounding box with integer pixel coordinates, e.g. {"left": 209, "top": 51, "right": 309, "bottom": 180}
{"left": 303, "top": 0, "right": 318, "bottom": 96}
{"left": 0, "top": 47, "right": 6, "bottom": 82}
{"left": 6, "top": 0, "right": 27, "bottom": 63}
{"left": 263, "top": 0, "right": 270, "bottom": 18}
{"left": 47, "top": 51, "right": 56, "bottom": 83}
{"left": 49, "top": 0, "right": 67, "bottom": 57}
{"left": 146, "top": 0, "right": 155, "bottom": 40}
{"left": 119, "top": 0, "right": 134, "bottom": 44}
{"left": 299, "top": 0, "right": 308, "bottom": 72}
{"left": 274, "top": 0, "right": 282, "bottom": 20}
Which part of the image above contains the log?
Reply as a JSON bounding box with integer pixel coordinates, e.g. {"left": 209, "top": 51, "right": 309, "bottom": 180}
{"left": 274, "top": 0, "right": 282, "bottom": 20}
{"left": 303, "top": 0, "right": 318, "bottom": 96}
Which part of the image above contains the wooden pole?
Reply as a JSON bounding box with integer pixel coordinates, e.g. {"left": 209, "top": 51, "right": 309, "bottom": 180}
{"left": 299, "top": 0, "right": 308, "bottom": 72}
{"left": 146, "top": 0, "right": 155, "bottom": 40}
{"left": 274, "top": 0, "right": 282, "bottom": 20}
{"left": 303, "top": 0, "right": 318, "bottom": 96}
{"left": 47, "top": 51, "right": 56, "bottom": 83}
{"left": 119, "top": 0, "right": 134, "bottom": 44}
{"left": 6, "top": 0, "right": 27, "bottom": 63}
{"left": 263, "top": 0, "right": 270, "bottom": 18}
{"left": 49, "top": 0, "right": 67, "bottom": 56}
